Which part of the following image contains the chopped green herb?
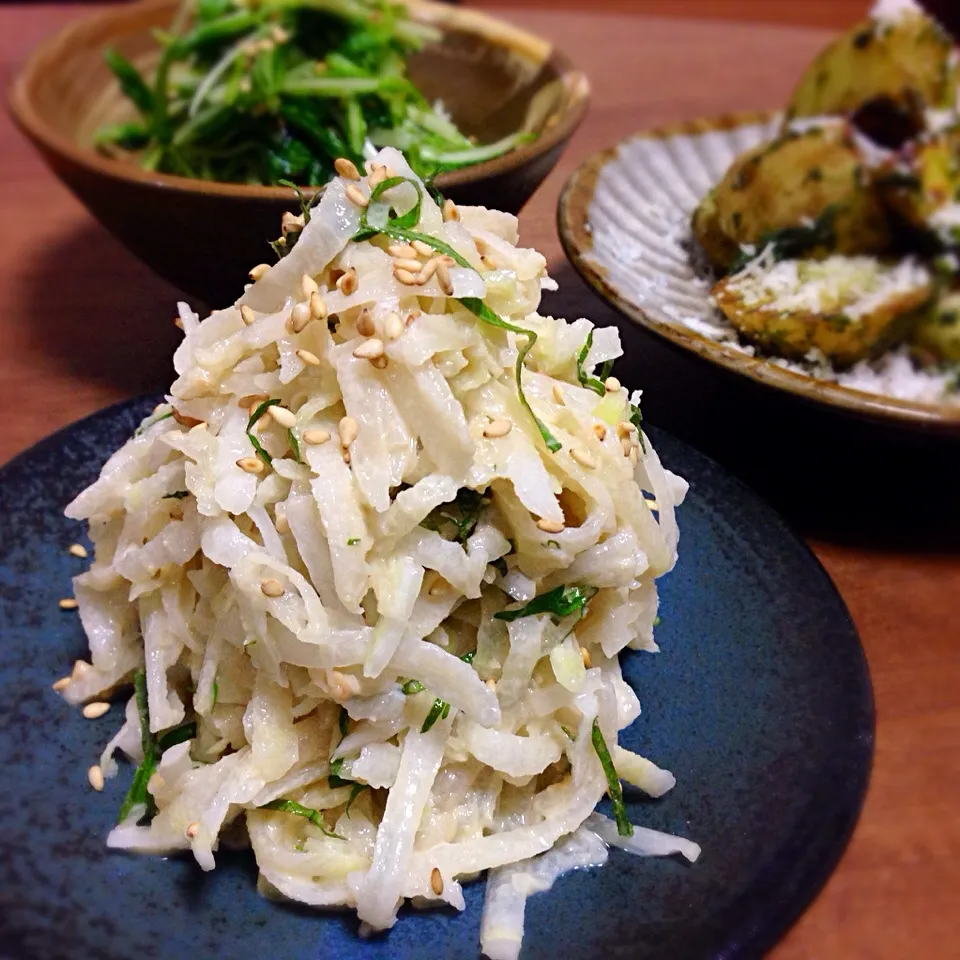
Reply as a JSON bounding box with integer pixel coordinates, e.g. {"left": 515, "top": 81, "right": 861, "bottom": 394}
{"left": 346, "top": 537, "right": 360, "bottom": 546}
{"left": 246, "top": 398, "right": 281, "bottom": 465}
{"left": 211, "top": 677, "right": 219, "bottom": 708}
{"left": 491, "top": 557, "right": 509, "bottom": 577}
{"left": 653, "top": 615, "right": 662, "bottom": 627}
{"left": 287, "top": 428, "right": 301, "bottom": 463}
{"left": 260, "top": 798, "right": 343, "bottom": 840}
{"left": 163, "top": 490, "right": 190, "bottom": 500}
{"left": 401, "top": 679, "right": 425, "bottom": 695}
{"left": 345, "top": 782, "right": 368, "bottom": 816}
{"left": 628, "top": 402, "right": 646, "bottom": 453}
{"left": 134, "top": 410, "right": 174, "bottom": 436}
{"left": 338, "top": 706, "right": 349, "bottom": 739}
{"left": 495, "top": 584, "right": 598, "bottom": 623}
{"left": 328, "top": 756, "right": 353, "bottom": 790}
{"left": 421, "top": 697, "right": 450, "bottom": 733}
{"left": 591, "top": 719, "right": 633, "bottom": 837}
{"left": 420, "top": 488, "right": 488, "bottom": 544}
{"left": 546, "top": 540, "right": 560, "bottom": 549}
{"left": 157, "top": 721, "right": 197, "bottom": 753}
{"left": 460, "top": 651, "right": 476, "bottom": 665}
{"left": 576, "top": 329, "right": 607, "bottom": 397}
{"left": 560, "top": 724, "right": 575, "bottom": 741}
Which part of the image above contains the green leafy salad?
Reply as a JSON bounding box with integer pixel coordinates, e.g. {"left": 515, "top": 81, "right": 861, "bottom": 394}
{"left": 96, "top": 0, "right": 532, "bottom": 184}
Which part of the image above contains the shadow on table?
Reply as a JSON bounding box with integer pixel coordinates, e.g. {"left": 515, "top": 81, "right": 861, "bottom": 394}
{"left": 16, "top": 220, "right": 197, "bottom": 397}
{"left": 545, "top": 260, "right": 960, "bottom": 552}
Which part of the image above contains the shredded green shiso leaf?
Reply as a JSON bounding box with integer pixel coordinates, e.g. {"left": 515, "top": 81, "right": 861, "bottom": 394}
{"left": 96, "top": 0, "right": 533, "bottom": 185}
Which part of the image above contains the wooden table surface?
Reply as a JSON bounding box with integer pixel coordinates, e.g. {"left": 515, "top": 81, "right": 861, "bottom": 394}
{"left": 1, "top": 5, "right": 959, "bottom": 959}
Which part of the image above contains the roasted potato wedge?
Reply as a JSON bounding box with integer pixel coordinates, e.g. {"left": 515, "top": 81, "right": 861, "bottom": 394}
{"left": 912, "top": 287, "right": 960, "bottom": 362}
{"left": 693, "top": 125, "right": 889, "bottom": 271}
{"left": 879, "top": 126, "right": 960, "bottom": 247}
{"left": 784, "top": 8, "right": 958, "bottom": 148}
{"left": 712, "top": 255, "right": 932, "bottom": 365}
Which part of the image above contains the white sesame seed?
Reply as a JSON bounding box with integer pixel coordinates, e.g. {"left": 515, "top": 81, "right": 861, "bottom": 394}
{"left": 570, "top": 447, "right": 596, "bottom": 469}
{"left": 370, "top": 355, "right": 388, "bottom": 370}
{"left": 353, "top": 338, "right": 384, "bottom": 360}
{"left": 239, "top": 304, "right": 256, "bottom": 326}
{"left": 186, "top": 821, "right": 200, "bottom": 839}
{"left": 482, "top": 419, "right": 513, "bottom": 439}
{"left": 345, "top": 184, "right": 369, "bottom": 208}
{"left": 275, "top": 511, "right": 290, "bottom": 535}
{"left": 552, "top": 384, "right": 565, "bottom": 404}
{"left": 392, "top": 257, "right": 422, "bottom": 272}
{"left": 281, "top": 211, "right": 304, "bottom": 236}
{"left": 337, "top": 267, "right": 358, "bottom": 296}
{"left": 239, "top": 393, "right": 270, "bottom": 410}
{"left": 436, "top": 260, "right": 454, "bottom": 296}
{"left": 383, "top": 312, "right": 404, "bottom": 341}
{"left": 83, "top": 701, "right": 110, "bottom": 719}
{"left": 58, "top": 598, "right": 78, "bottom": 610}
{"left": 411, "top": 240, "right": 435, "bottom": 257}
{"left": 388, "top": 243, "right": 418, "bottom": 258}
{"left": 236, "top": 457, "right": 265, "bottom": 475}
{"left": 267, "top": 405, "right": 296, "bottom": 428}
{"left": 342, "top": 449, "right": 351, "bottom": 464}
{"left": 334, "top": 157, "right": 361, "bottom": 180}
{"left": 405, "top": 309, "right": 421, "bottom": 326}
{"left": 368, "top": 165, "right": 388, "bottom": 189}
{"left": 430, "top": 867, "right": 444, "bottom": 895}
{"left": 616, "top": 421, "right": 636, "bottom": 438}
{"left": 303, "top": 429, "right": 330, "bottom": 445}
{"left": 68, "top": 543, "right": 88, "bottom": 559}
{"left": 485, "top": 677, "right": 497, "bottom": 690}
{"left": 580, "top": 646, "right": 592, "bottom": 668}
{"left": 604, "top": 376, "right": 622, "bottom": 394}
{"left": 300, "top": 274, "right": 318, "bottom": 299}
{"left": 249, "top": 263, "right": 270, "bottom": 281}
{"left": 260, "top": 578, "right": 284, "bottom": 598}
{"left": 356, "top": 308, "right": 375, "bottom": 337}
{"left": 296, "top": 348, "right": 321, "bottom": 366}
{"left": 394, "top": 267, "right": 422, "bottom": 286}
{"left": 536, "top": 518, "right": 565, "bottom": 534}
{"left": 417, "top": 258, "right": 439, "bottom": 285}
{"left": 88, "top": 765, "right": 105, "bottom": 792}
{"left": 52, "top": 676, "right": 71, "bottom": 692}
{"left": 593, "top": 423, "right": 607, "bottom": 441}
{"left": 172, "top": 411, "right": 205, "bottom": 429}
{"left": 428, "top": 575, "right": 448, "bottom": 597}
{"left": 339, "top": 416, "right": 358, "bottom": 448}
{"left": 310, "top": 292, "right": 328, "bottom": 320}
{"left": 289, "top": 301, "right": 312, "bottom": 334}
{"left": 442, "top": 198, "right": 460, "bottom": 222}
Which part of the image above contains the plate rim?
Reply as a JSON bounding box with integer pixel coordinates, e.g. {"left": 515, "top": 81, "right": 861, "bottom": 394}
{"left": 0, "top": 396, "right": 876, "bottom": 960}
{"left": 556, "top": 108, "right": 960, "bottom": 435}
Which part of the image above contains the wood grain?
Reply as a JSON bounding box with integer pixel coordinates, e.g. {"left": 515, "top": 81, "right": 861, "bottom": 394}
{"left": 1, "top": 5, "right": 959, "bottom": 960}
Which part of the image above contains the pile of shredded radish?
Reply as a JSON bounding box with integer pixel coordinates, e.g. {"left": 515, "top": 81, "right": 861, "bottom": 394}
{"left": 59, "top": 147, "right": 699, "bottom": 958}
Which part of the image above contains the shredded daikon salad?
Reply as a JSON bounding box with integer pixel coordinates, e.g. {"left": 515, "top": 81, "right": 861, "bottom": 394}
{"left": 58, "top": 146, "right": 699, "bottom": 958}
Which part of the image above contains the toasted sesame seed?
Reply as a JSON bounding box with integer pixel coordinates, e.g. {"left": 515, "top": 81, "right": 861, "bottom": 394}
{"left": 536, "top": 518, "right": 565, "bottom": 534}
{"left": 289, "top": 301, "right": 312, "bottom": 334}
{"left": 430, "top": 866, "right": 444, "bottom": 895}
{"left": 480, "top": 255, "right": 497, "bottom": 270}
{"left": 370, "top": 355, "right": 388, "bottom": 370}
{"left": 485, "top": 677, "right": 497, "bottom": 690}
{"left": 68, "top": 543, "right": 88, "bottom": 559}
{"left": 267, "top": 405, "right": 296, "bottom": 428}
{"left": 342, "top": 449, "right": 351, "bottom": 464}
{"left": 482, "top": 419, "right": 513, "bottom": 439}
{"left": 391, "top": 258, "right": 421, "bottom": 274}
{"left": 474, "top": 237, "right": 488, "bottom": 256}
{"left": 383, "top": 312, "right": 404, "bottom": 341}
{"left": 52, "top": 676, "right": 71, "bottom": 692}
{"left": 417, "top": 257, "right": 439, "bottom": 285}
{"left": 59, "top": 598, "right": 78, "bottom": 610}
{"left": 616, "top": 421, "right": 636, "bottom": 438}
{"left": 405, "top": 309, "right": 421, "bottom": 326}
{"left": 356, "top": 308, "right": 375, "bottom": 337}
{"left": 147, "top": 773, "right": 165, "bottom": 793}
{"left": 239, "top": 393, "right": 270, "bottom": 410}
{"left": 303, "top": 428, "right": 330, "bottom": 445}
{"left": 260, "top": 578, "right": 284, "bottom": 598}
{"left": 570, "top": 447, "right": 596, "bottom": 469}
{"left": 593, "top": 423, "right": 607, "bottom": 441}
{"left": 239, "top": 304, "right": 256, "bottom": 326}
{"left": 604, "top": 376, "right": 622, "bottom": 393}
{"left": 297, "top": 348, "right": 321, "bottom": 366}
{"left": 339, "top": 416, "right": 359, "bottom": 448}
{"left": 411, "top": 240, "right": 435, "bottom": 257}
{"left": 249, "top": 263, "right": 270, "bottom": 281}
{"left": 629, "top": 446, "right": 639, "bottom": 466}
{"left": 186, "top": 821, "right": 200, "bottom": 839}
{"left": 580, "top": 646, "right": 592, "bottom": 668}
{"left": 173, "top": 315, "right": 184, "bottom": 330}
{"left": 394, "top": 266, "right": 422, "bottom": 286}
{"left": 88, "top": 765, "right": 105, "bottom": 792}
{"left": 281, "top": 211, "right": 304, "bottom": 236}
{"left": 345, "top": 184, "right": 368, "bottom": 208}
{"left": 427, "top": 575, "right": 448, "bottom": 597}
{"left": 337, "top": 267, "right": 358, "bottom": 296}
{"left": 388, "top": 243, "right": 418, "bottom": 258}
{"left": 368, "top": 165, "right": 388, "bottom": 189}
{"left": 73, "top": 660, "right": 91, "bottom": 677}
{"left": 334, "top": 157, "right": 361, "bottom": 180}
{"left": 83, "top": 701, "right": 110, "bottom": 719}
{"left": 552, "top": 384, "right": 565, "bottom": 404}
{"left": 275, "top": 511, "right": 290, "bottom": 535}
{"left": 173, "top": 410, "right": 205, "bottom": 429}
{"left": 236, "top": 457, "right": 265, "bottom": 475}
{"left": 300, "top": 274, "right": 319, "bottom": 299}
{"left": 353, "top": 338, "right": 384, "bottom": 361}
{"left": 436, "top": 260, "right": 454, "bottom": 296}
{"left": 442, "top": 199, "right": 460, "bottom": 222}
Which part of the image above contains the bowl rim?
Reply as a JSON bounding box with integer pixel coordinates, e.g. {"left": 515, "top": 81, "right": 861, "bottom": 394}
{"left": 8, "top": 0, "right": 590, "bottom": 200}
{"left": 557, "top": 108, "right": 960, "bottom": 434}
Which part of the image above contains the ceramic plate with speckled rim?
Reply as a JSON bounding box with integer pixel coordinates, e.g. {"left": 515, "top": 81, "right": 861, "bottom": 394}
{"left": 557, "top": 112, "right": 960, "bottom": 434}
{"left": 0, "top": 398, "right": 873, "bottom": 960}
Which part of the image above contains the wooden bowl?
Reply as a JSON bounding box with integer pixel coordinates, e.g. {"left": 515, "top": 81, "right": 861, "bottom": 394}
{"left": 9, "top": 0, "right": 589, "bottom": 306}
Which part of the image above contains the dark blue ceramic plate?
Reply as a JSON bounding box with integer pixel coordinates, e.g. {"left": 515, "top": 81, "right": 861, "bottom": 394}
{"left": 0, "top": 398, "right": 873, "bottom": 960}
